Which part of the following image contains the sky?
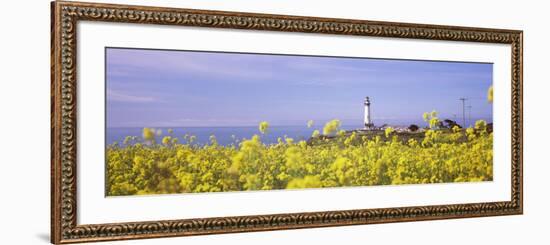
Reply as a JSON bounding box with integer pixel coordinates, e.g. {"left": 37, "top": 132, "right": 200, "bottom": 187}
{"left": 106, "top": 47, "right": 493, "bottom": 128}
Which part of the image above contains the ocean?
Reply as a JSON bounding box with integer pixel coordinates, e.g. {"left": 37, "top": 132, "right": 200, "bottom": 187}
{"left": 106, "top": 116, "right": 492, "bottom": 147}
{"left": 106, "top": 125, "right": 364, "bottom": 147}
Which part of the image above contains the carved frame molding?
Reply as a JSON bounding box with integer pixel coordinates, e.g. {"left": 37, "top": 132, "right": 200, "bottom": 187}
{"left": 51, "top": 1, "right": 523, "bottom": 243}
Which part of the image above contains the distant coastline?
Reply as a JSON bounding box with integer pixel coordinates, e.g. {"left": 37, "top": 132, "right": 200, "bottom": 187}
{"left": 106, "top": 117, "right": 493, "bottom": 147}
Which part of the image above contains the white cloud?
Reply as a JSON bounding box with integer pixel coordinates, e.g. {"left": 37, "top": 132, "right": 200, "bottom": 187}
{"left": 107, "top": 89, "right": 158, "bottom": 103}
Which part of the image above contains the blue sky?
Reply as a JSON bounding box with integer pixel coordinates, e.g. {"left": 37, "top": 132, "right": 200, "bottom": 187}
{"left": 106, "top": 48, "right": 493, "bottom": 128}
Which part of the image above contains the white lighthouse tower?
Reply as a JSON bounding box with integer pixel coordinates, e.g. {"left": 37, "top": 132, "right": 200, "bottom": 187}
{"left": 364, "top": 96, "right": 374, "bottom": 129}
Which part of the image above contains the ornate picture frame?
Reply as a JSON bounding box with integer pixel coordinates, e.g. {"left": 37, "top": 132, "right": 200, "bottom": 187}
{"left": 51, "top": 1, "right": 523, "bottom": 243}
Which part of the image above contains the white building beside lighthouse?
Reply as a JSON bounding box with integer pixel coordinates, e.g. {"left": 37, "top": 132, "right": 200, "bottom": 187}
{"left": 364, "top": 96, "right": 374, "bottom": 129}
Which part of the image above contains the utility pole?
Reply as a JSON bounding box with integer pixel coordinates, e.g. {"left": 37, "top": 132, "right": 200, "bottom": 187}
{"left": 467, "top": 105, "right": 472, "bottom": 127}
{"left": 459, "top": 98, "right": 467, "bottom": 127}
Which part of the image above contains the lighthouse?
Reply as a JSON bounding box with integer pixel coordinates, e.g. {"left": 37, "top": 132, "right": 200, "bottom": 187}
{"left": 364, "top": 96, "right": 374, "bottom": 129}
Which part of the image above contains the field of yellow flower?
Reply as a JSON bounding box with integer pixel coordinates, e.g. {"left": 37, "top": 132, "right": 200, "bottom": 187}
{"left": 106, "top": 115, "right": 493, "bottom": 196}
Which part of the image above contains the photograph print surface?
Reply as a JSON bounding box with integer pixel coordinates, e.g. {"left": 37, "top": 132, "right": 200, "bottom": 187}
{"left": 105, "top": 47, "right": 494, "bottom": 196}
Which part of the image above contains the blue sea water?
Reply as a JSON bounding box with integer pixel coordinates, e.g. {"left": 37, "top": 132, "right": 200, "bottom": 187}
{"left": 106, "top": 116, "right": 492, "bottom": 147}
{"left": 106, "top": 125, "right": 364, "bottom": 147}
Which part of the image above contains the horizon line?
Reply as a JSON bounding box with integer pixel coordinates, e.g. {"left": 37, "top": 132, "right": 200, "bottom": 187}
{"left": 107, "top": 121, "right": 494, "bottom": 129}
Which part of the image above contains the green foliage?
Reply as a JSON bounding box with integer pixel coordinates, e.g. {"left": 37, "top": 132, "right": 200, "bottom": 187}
{"left": 107, "top": 119, "right": 493, "bottom": 196}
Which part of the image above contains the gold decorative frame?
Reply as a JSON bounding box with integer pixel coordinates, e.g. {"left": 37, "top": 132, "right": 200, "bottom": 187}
{"left": 51, "top": 1, "right": 523, "bottom": 243}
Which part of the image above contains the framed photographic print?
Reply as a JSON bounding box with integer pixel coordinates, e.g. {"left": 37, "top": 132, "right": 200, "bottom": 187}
{"left": 51, "top": 1, "right": 523, "bottom": 243}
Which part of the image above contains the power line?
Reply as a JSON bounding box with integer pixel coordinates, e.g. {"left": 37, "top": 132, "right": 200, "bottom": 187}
{"left": 467, "top": 105, "right": 472, "bottom": 127}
